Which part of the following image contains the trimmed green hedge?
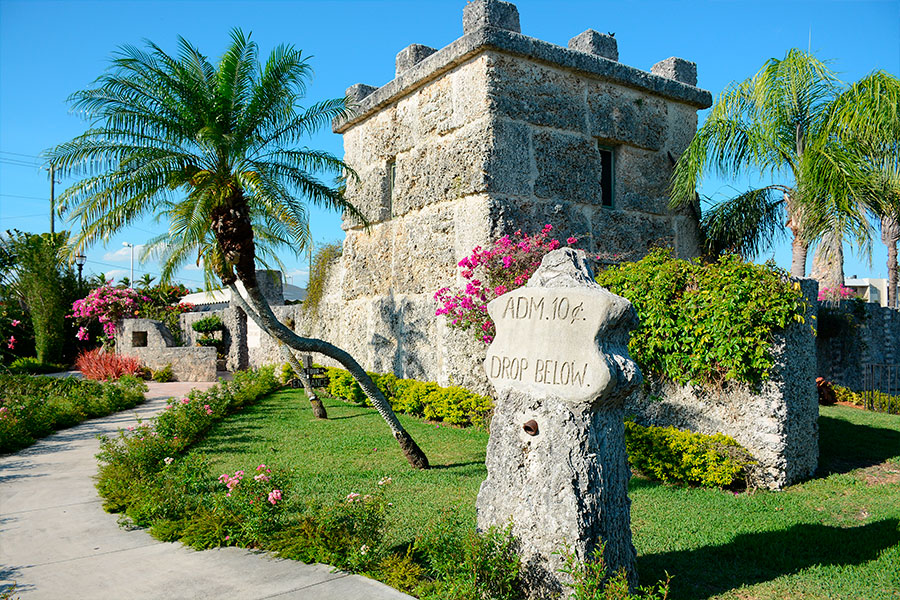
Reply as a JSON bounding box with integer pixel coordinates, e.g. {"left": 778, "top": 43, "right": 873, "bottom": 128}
{"left": 625, "top": 420, "right": 756, "bottom": 488}
{"left": 323, "top": 368, "right": 493, "bottom": 428}
{"left": 191, "top": 314, "right": 225, "bottom": 334}
{"left": 834, "top": 385, "right": 900, "bottom": 415}
{"left": 0, "top": 374, "right": 147, "bottom": 453}
{"left": 596, "top": 250, "right": 808, "bottom": 387}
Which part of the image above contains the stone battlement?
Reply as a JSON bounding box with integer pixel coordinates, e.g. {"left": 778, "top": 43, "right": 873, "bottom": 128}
{"left": 335, "top": 0, "right": 710, "bottom": 134}
{"left": 307, "top": 0, "right": 713, "bottom": 391}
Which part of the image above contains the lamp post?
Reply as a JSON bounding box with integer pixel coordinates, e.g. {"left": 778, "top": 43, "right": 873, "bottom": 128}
{"left": 74, "top": 253, "right": 86, "bottom": 289}
{"left": 122, "top": 242, "right": 134, "bottom": 286}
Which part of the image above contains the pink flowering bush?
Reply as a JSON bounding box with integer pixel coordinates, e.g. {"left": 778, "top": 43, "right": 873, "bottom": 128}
{"left": 0, "top": 301, "right": 32, "bottom": 364}
{"left": 214, "top": 463, "right": 289, "bottom": 546}
{"left": 70, "top": 283, "right": 195, "bottom": 345}
{"left": 434, "top": 225, "right": 577, "bottom": 343}
{"left": 71, "top": 284, "right": 144, "bottom": 341}
{"left": 818, "top": 285, "right": 856, "bottom": 303}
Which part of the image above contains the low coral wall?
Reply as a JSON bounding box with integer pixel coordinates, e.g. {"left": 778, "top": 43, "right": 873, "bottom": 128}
{"left": 624, "top": 279, "right": 820, "bottom": 490}
{"left": 129, "top": 346, "right": 217, "bottom": 382}
{"left": 817, "top": 303, "right": 900, "bottom": 392}
{"left": 117, "top": 318, "right": 217, "bottom": 382}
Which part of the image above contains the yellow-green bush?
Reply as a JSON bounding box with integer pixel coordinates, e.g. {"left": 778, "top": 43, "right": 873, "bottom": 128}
{"left": 624, "top": 420, "right": 755, "bottom": 488}
{"left": 833, "top": 385, "right": 900, "bottom": 414}
{"left": 324, "top": 368, "right": 493, "bottom": 428}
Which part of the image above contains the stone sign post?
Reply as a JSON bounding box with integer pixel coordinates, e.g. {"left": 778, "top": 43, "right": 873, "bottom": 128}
{"left": 476, "top": 248, "right": 642, "bottom": 596}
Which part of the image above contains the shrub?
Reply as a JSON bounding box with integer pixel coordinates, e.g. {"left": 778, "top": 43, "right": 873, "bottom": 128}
{"left": 7, "top": 357, "right": 68, "bottom": 374}
{"left": 326, "top": 368, "right": 367, "bottom": 405}
{"left": 434, "top": 225, "right": 576, "bottom": 344}
{"left": 596, "top": 250, "right": 808, "bottom": 387}
{"left": 325, "top": 368, "right": 494, "bottom": 428}
{"left": 624, "top": 420, "right": 756, "bottom": 488}
{"left": 191, "top": 315, "right": 224, "bottom": 334}
{"left": 75, "top": 348, "right": 142, "bottom": 380}
{"left": 833, "top": 385, "right": 900, "bottom": 415}
{"left": 9, "top": 231, "right": 77, "bottom": 364}
{"left": 151, "top": 364, "right": 174, "bottom": 383}
{"left": 271, "top": 488, "right": 389, "bottom": 572}
{"left": 0, "top": 373, "right": 146, "bottom": 453}
{"left": 415, "top": 524, "right": 522, "bottom": 600}
{"left": 557, "top": 542, "right": 670, "bottom": 600}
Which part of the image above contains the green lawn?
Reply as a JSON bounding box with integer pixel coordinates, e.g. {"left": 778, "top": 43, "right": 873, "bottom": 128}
{"left": 193, "top": 392, "right": 900, "bottom": 599}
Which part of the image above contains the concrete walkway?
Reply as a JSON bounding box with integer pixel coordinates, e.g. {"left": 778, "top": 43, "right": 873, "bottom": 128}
{"left": 0, "top": 381, "right": 413, "bottom": 600}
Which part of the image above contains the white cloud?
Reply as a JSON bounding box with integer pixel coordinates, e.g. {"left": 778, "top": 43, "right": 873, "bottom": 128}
{"left": 102, "top": 269, "right": 127, "bottom": 281}
{"left": 103, "top": 244, "right": 146, "bottom": 262}
{"left": 184, "top": 259, "right": 204, "bottom": 271}
{"left": 286, "top": 269, "right": 309, "bottom": 278}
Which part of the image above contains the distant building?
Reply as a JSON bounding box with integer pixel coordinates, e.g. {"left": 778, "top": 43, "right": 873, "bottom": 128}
{"left": 181, "top": 279, "right": 307, "bottom": 312}
{"left": 844, "top": 277, "right": 891, "bottom": 308}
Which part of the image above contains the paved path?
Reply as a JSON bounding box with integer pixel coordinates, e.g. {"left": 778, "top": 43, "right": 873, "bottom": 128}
{"left": 0, "top": 381, "right": 413, "bottom": 600}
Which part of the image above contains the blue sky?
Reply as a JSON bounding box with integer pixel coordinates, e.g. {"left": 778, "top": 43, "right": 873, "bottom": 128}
{"left": 1, "top": 0, "right": 898, "bottom": 289}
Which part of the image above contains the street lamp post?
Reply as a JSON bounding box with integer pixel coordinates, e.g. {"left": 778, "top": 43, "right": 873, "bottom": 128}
{"left": 122, "top": 242, "right": 134, "bottom": 286}
{"left": 74, "top": 254, "right": 86, "bottom": 289}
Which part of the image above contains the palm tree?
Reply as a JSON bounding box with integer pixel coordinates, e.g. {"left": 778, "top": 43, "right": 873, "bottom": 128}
{"left": 48, "top": 31, "right": 429, "bottom": 468}
{"left": 670, "top": 49, "right": 877, "bottom": 287}
{"left": 822, "top": 71, "right": 900, "bottom": 307}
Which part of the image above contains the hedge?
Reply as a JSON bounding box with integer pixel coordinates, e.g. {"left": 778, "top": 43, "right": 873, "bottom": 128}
{"left": 624, "top": 420, "right": 756, "bottom": 488}
{"left": 322, "top": 368, "right": 493, "bottom": 428}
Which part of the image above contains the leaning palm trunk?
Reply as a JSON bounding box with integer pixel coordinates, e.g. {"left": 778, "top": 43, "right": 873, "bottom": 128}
{"left": 883, "top": 214, "right": 900, "bottom": 308}
{"left": 228, "top": 282, "right": 429, "bottom": 469}
{"left": 279, "top": 344, "right": 328, "bottom": 419}
{"left": 810, "top": 229, "right": 846, "bottom": 296}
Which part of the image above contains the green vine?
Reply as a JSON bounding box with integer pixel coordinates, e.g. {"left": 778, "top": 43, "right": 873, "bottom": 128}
{"left": 303, "top": 242, "right": 342, "bottom": 317}
{"left": 596, "top": 249, "right": 808, "bottom": 388}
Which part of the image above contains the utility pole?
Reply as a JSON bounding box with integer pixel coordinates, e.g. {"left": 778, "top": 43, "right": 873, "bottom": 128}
{"left": 49, "top": 163, "right": 55, "bottom": 234}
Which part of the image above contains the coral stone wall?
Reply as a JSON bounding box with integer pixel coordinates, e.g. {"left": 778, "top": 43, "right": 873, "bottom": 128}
{"left": 624, "top": 280, "right": 820, "bottom": 490}
{"left": 817, "top": 303, "right": 900, "bottom": 392}
{"left": 116, "top": 318, "right": 216, "bottom": 382}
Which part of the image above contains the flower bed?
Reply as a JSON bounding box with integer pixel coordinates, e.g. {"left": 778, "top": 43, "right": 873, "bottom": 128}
{"left": 0, "top": 374, "right": 147, "bottom": 453}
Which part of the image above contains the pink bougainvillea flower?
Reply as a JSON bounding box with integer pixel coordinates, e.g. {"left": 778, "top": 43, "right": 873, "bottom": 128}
{"left": 567, "top": 236, "right": 578, "bottom": 244}
{"left": 10, "top": 319, "right": 20, "bottom": 327}
{"left": 268, "top": 489, "right": 282, "bottom": 505}
{"left": 7, "top": 336, "right": 15, "bottom": 349}
{"left": 204, "top": 404, "right": 212, "bottom": 415}
{"left": 76, "top": 326, "right": 90, "bottom": 341}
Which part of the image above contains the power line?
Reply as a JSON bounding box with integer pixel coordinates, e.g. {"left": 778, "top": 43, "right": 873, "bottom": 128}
{"left": 0, "top": 159, "right": 43, "bottom": 168}
{"left": 0, "top": 213, "right": 48, "bottom": 220}
{"left": 0, "top": 151, "right": 42, "bottom": 159}
{"left": 0, "top": 193, "right": 48, "bottom": 201}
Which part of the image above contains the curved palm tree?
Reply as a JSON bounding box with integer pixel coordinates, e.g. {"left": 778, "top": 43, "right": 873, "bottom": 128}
{"left": 670, "top": 49, "right": 878, "bottom": 288}
{"left": 48, "top": 30, "right": 429, "bottom": 468}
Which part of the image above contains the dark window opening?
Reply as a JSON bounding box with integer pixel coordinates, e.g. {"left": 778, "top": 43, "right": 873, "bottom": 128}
{"left": 386, "top": 159, "right": 397, "bottom": 219}
{"left": 598, "top": 145, "right": 615, "bottom": 208}
{"left": 132, "top": 331, "right": 148, "bottom": 347}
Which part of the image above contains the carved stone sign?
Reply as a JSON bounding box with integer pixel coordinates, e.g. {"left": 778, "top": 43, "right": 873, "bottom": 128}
{"left": 476, "top": 248, "right": 641, "bottom": 596}
{"left": 485, "top": 288, "right": 632, "bottom": 408}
